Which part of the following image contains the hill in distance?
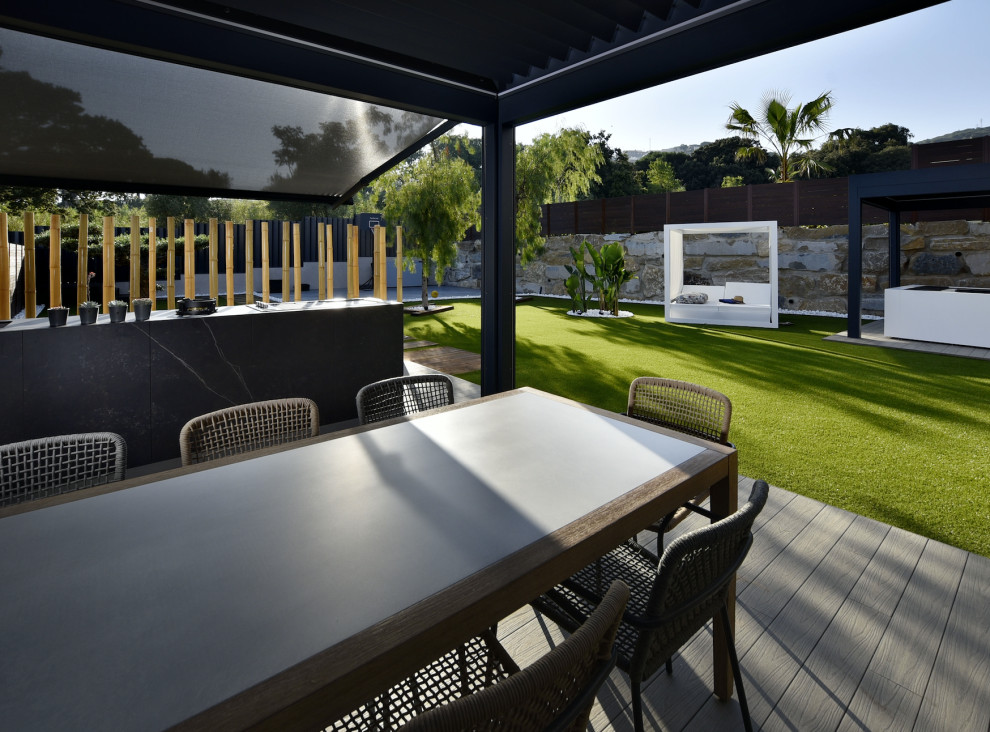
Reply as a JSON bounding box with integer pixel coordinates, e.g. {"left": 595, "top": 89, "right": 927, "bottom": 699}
{"left": 626, "top": 142, "right": 709, "bottom": 161}
{"left": 917, "top": 125, "right": 990, "bottom": 144}
{"left": 625, "top": 126, "right": 989, "bottom": 161}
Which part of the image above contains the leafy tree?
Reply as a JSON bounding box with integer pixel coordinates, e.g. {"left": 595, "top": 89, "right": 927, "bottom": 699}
{"left": 584, "top": 131, "right": 644, "bottom": 199}
{"left": 644, "top": 158, "right": 684, "bottom": 193}
{"left": 635, "top": 138, "right": 773, "bottom": 191}
{"left": 0, "top": 186, "right": 59, "bottom": 214}
{"left": 817, "top": 123, "right": 912, "bottom": 177}
{"left": 726, "top": 90, "right": 834, "bottom": 181}
{"left": 515, "top": 128, "right": 602, "bottom": 263}
{"left": 380, "top": 136, "right": 480, "bottom": 309}
{"left": 721, "top": 175, "right": 745, "bottom": 188}
{"left": 227, "top": 199, "right": 274, "bottom": 222}
{"left": 145, "top": 195, "right": 232, "bottom": 222}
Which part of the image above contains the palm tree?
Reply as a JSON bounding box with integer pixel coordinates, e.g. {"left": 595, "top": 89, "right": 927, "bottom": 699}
{"left": 726, "top": 90, "right": 834, "bottom": 182}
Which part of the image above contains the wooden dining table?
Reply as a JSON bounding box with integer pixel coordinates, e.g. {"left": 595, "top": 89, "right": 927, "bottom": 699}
{"left": 0, "top": 387, "right": 738, "bottom": 731}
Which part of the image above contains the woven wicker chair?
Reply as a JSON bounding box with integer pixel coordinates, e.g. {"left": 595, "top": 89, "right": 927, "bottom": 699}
{"left": 532, "top": 480, "right": 769, "bottom": 732}
{"left": 356, "top": 374, "right": 454, "bottom": 425}
{"left": 627, "top": 376, "right": 732, "bottom": 534}
{"left": 0, "top": 432, "right": 127, "bottom": 507}
{"left": 329, "top": 580, "right": 629, "bottom": 731}
{"left": 179, "top": 397, "right": 319, "bottom": 466}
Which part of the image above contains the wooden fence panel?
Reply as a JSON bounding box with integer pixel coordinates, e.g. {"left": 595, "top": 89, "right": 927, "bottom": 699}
{"left": 631, "top": 193, "right": 666, "bottom": 232}
{"left": 667, "top": 189, "right": 705, "bottom": 225}
{"left": 546, "top": 202, "right": 576, "bottom": 236}
{"left": 604, "top": 197, "right": 633, "bottom": 234}
{"left": 705, "top": 187, "right": 749, "bottom": 223}
{"left": 912, "top": 138, "right": 990, "bottom": 169}
{"left": 571, "top": 200, "right": 599, "bottom": 235}
{"left": 749, "top": 182, "right": 795, "bottom": 225}
{"left": 797, "top": 178, "right": 847, "bottom": 225}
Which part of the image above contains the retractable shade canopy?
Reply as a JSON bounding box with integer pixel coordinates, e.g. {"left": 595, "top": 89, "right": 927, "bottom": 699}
{"left": 0, "top": 0, "right": 945, "bottom": 203}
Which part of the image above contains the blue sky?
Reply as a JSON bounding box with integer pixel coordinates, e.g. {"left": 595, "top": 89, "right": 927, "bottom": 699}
{"left": 511, "top": 0, "right": 989, "bottom": 152}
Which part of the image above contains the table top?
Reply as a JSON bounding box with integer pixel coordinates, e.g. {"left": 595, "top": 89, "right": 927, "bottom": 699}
{"left": 0, "top": 387, "right": 734, "bottom": 730}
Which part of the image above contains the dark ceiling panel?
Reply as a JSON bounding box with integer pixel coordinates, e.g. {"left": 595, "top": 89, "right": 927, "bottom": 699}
{"left": 0, "top": 0, "right": 949, "bottom": 202}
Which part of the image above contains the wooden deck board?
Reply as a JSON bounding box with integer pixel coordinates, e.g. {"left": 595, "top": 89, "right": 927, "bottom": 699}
{"left": 913, "top": 552, "right": 990, "bottom": 732}
{"left": 494, "top": 480, "right": 990, "bottom": 732}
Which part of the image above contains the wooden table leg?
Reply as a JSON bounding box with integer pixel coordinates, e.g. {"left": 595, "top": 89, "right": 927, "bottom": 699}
{"left": 709, "top": 451, "right": 738, "bottom": 700}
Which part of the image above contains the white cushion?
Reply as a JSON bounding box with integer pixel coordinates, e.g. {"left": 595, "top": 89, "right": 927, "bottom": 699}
{"left": 724, "top": 282, "right": 771, "bottom": 306}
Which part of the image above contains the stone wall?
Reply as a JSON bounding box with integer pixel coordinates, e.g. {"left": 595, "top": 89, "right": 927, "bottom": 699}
{"left": 443, "top": 220, "right": 990, "bottom": 314}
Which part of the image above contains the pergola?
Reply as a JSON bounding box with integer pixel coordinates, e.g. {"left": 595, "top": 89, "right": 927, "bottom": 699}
{"left": 0, "top": 0, "right": 946, "bottom": 392}
{"left": 846, "top": 163, "right": 990, "bottom": 338}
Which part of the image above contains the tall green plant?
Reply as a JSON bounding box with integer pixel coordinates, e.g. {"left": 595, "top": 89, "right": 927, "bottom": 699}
{"left": 515, "top": 129, "right": 603, "bottom": 264}
{"left": 586, "top": 241, "right": 635, "bottom": 316}
{"left": 381, "top": 136, "right": 481, "bottom": 309}
{"left": 563, "top": 243, "right": 592, "bottom": 313}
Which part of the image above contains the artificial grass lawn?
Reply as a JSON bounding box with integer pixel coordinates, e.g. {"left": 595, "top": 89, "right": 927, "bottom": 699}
{"left": 405, "top": 297, "right": 990, "bottom": 558}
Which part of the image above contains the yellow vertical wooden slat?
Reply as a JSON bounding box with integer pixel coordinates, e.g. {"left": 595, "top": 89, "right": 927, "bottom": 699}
{"left": 347, "top": 224, "right": 359, "bottom": 298}
{"left": 167, "top": 217, "right": 176, "bottom": 309}
{"left": 102, "top": 216, "right": 115, "bottom": 311}
{"left": 317, "top": 224, "right": 326, "bottom": 300}
{"left": 245, "top": 220, "right": 254, "bottom": 304}
{"left": 225, "top": 221, "right": 235, "bottom": 306}
{"left": 24, "top": 211, "right": 36, "bottom": 318}
{"left": 76, "top": 213, "right": 89, "bottom": 307}
{"left": 293, "top": 222, "right": 302, "bottom": 302}
{"left": 49, "top": 213, "right": 62, "bottom": 308}
{"left": 281, "top": 221, "right": 290, "bottom": 302}
{"left": 374, "top": 224, "right": 386, "bottom": 300}
{"left": 261, "top": 223, "right": 270, "bottom": 303}
{"left": 395, "top": 226, "right": 403, "bottom": 303}
{"left": 147, "top": 217, "right": 157, "bottom": 310}
{"left": 326, "top": 224, "right": 334, "bottom": 299}
{"left": 129, "top": 214, "right": 141, "bottom": 307}
{"left": 0, "top": 212, "right": 9, "bottom": 320}
{"left": 184, "top": 219, "right": 195, "bottom": 300}
{"left": 209, "top": 218, "right": 219, "bottom": 301}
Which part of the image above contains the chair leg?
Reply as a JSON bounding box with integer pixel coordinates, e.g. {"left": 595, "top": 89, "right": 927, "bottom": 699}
{"left": 631, "top": 679, "right": 645, "bottom": 732}
{"left": 719, "top": 604, "right": 753, "bottom": 732}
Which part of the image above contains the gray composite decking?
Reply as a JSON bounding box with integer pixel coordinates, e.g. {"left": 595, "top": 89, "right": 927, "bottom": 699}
{"left": 496, "top": 476, "right": 990, "bottom": 732}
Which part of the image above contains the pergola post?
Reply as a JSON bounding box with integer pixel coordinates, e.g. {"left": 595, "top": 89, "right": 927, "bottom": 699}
{"left": 888, "top": 210, "right": 901, "bottom": 288}
{"left": 481, "top": 119, "right": 516, "bottom": 395}
{"left": 847, "top": 177, "right": 863, "bottom": 339}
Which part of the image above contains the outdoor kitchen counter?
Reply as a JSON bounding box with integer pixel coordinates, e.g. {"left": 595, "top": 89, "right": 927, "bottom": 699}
{"left": 884, "top": 285, "right": 990, "bottom": 349}
{"left": 0, "top": 299, "right": 403, "bottom": 467}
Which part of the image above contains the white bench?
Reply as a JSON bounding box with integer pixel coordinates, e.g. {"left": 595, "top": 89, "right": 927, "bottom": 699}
{"left": 664, "top": 221, "right": 779, "bottom": 329}
{"left": 667, "top": 281, "right": 776, "bottom": 327}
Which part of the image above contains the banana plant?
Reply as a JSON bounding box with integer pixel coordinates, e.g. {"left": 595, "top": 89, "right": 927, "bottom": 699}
{"left": 563, "top": 243, "right": 592, "bottom": 313}
{"left": 586, "top": 240, "right": 635, "bottom": 316}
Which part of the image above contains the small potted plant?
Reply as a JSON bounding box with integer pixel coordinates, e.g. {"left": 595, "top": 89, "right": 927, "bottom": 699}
{"left": 108, "top": 300, "right": 129, "bottom": 323}
{"left": 133, "top": 297, "right": 153, "bottom": 322}
{"left": 79, "top": 301, "right": 100, "bottom": 325}
{"left": 47, "top": 306, "right": 69, "bottom": 327}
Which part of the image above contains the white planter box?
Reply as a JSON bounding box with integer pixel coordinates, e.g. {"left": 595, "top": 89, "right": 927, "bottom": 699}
{"left": 884, "top": 285, "right": 990, "bottom": 348}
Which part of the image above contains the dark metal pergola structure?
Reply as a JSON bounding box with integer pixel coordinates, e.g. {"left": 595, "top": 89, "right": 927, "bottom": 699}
{"left": 846, "top": 163, "right": 990, "bottom": 338}
{"left": 0, "top": 0, "right": 947, "bottom": 393}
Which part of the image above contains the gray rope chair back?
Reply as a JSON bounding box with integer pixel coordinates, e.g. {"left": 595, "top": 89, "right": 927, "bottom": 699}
{"left": 631, "top": 480, "right": 768, "bottom": 683}
{"left": 356, "top": 374, "right": 454, "bottom": 425}
{"left": 179, "top": 397, "right": 319, "bottom": 466}
{"left": 0, "top": 432, "right": 127, "bottom": 507}
{"left": 400, "top": 580, "right": 630, "bottom": 732}
{"left": 627, "top": 376, "right": 731, "bottom": 444}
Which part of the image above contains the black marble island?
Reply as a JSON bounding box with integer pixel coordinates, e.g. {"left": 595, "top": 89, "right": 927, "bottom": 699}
{"left": 0, "top": 300, "right": 403, "bottom": 467}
